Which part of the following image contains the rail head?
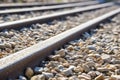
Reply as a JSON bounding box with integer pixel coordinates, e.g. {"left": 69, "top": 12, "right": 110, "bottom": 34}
{"left": 0, "top": 8, "right": 119, "bottom": 79}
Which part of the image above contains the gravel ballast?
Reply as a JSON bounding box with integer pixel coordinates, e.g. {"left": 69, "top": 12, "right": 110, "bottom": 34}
{"left": 15, "top": 13, "right": 120, "bottom": 80}
{"left": 0, "top": 6, "right": 119, "bottom": 58}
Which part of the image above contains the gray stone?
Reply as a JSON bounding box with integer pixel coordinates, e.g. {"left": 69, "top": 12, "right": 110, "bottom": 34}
{"left": 43, "top": 67, "right": 49, "bottom": 72}
{"left": 69, "top": 76, "right": 79, "bottom": 80}
{"left": 63, "top": 67, "right": 73, "bottom": 76}
{"left": 82, "top": 64, "right": 90, "bottom": 73}
{"left": 49, "top": 54, "right": 61, "bottom": 60}
{"left": 111, "top": 59, "right": 120, "bottom": 64}
{"left": 97, "top": 67, "right": 109, "bottom": 72}
{"left": 69, "top": 65, "right": 75, "bottom": 70}
{"left": 42, "top": 72, "right": 53, "bottom": 79}
{"left": 95, "top": 71, "right": 101, "bottom": 76}
{"left": 86, "top": 61, "right": 95, "bottom": 67}
{"left": 78, "top": 74, "right": 91, "bottom": 80}
{"left": 19, "top": 75, "right": 27, "bottom": 80}
{"left": 115, "top": 69, "right": 120, "bottom": 75}
{"left": 87, "top": 45, "right": 96, "bottom": 51}
{"left": 30, "top": 74, "right": 45, "bottom": 80}
{"left": 25, "top": 67, "right": 34, "bottom": 78}
{"left": 95, "top": 74, "right": 104, "bottom": 80}
{"left": 97, "top": 49, "right": 103, "bottom": 53}
{"left": 101, "top": 54, "right": 111, "bottom": 63}
{"left": 58, "top": 65, "right": 64, "bottom": 72}
{"left": 0, "top": 43, "right": 5, "bottom": 48}
{"left": 5, "top": 43, "right": 12, "bottom": 48}
{"left": 88, "top": 71, "right": 96, "bottom": 78}
{"left": 56, "top": 49, "right": 65, "bottom": 57}
{"left": 111, "top": 75, "right": 120, "bottom": 80}
{"left": 34, "top": 67, "right": 44, "bottom": 73}
{"left": 83, "top": 32, "right": 91, "bottom": 38}
{"left": 57, "top": 77, "right": 68, "bottom": 80}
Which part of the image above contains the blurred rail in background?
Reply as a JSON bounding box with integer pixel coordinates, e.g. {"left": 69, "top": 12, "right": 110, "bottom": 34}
{"left": 0, "top": 0, "right": 92, "bottom": 3}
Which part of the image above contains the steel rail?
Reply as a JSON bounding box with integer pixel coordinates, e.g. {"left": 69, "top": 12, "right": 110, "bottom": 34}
{"left": 0, "top": 1, "right": 99, "bottom": 14}
{"left": 0, "top": 1, "right": 96, "bottom": 8}
{"left": 0, "top": 2, "right": 116, "bottom": 30}
{"left": 0, "top": 8, "right": 119, "bottom": 79}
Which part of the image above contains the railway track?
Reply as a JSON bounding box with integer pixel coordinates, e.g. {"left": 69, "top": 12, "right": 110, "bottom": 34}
{"left": 0, "top": 1, "right": 99, "bottom": 14}
{"left": 0, "top": 3, "right": 118, "bottom": 26}
{"left": 0, "top": 0, "right": 90, "bottom": 9}
{"left": 0, "top": 1, "right": 99, "bottom": 9}
{"left": 0, "top": 6, "right": 118, "bottom": 58}
{"left": 0, "top": 3, "right": 119, "bottom": 79}
{"left": 23, "top": 13, "right": 120, "bottom": 80}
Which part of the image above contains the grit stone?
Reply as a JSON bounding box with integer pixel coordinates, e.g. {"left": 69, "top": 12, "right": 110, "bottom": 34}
{"left": 25, "top": 67, "right": 34, "bottom": 78}
{"left": 30, "top": 75, "right": 45, "bottom": 80}
{"left": 42, "top": 72, "right": 54, "bottom": 79}
{"left": 34, "top": 67, "right": 44, "bottom": 74}
{"left": 95, "top": 74, "right": 104, "bottom": 80}
{"left": 111, "top": 75, "right": 120, "bottom": 80}
{"left": 19, "top": 75, "right": 27, "bottom": 80}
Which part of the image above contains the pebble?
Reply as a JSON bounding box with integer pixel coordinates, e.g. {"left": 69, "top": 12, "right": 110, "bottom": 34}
{"left": 19, "top": 75, "right": 27, "bottom": 80}
{"left": 30, "top": 75, "right": 45, "bottom": 80}
{"left": 111, "top": 59, "right": 120, "bottom": 64}
{"left": 74, "top": 66, "right": 84, "bottom": 73}
{"left": 5, "top": 43, "right": 12, "bottom": 48}
{"left": 25, "top": 67, "right": 34, "bottom": 78}
{"left": 10, "top": 42, "right": 16, "bottom": 47}
{"left": 108, "top": 64, "right": 117, "bottom": 71}
{"left": 86, "top": 61, "right": 95, "bottom": 67}
{"left": 63, "top": 67, "right": 73, "bottom": 76}
{"left": 69, "top": 65, "right": 75, "bottom": 70}
{"left": 69, "top": 76, "right": 79, "bottom": 80}
{"left": 56, "top": 49, "right": 65, "bottom": 57}
{"left": 82, "top": 64, "right": 90, "bottom": 73}
{"left": 67, "top": 45, "right": 74, "bottom": 51}
{"left": 88, "top": 71, "right": 96, "bottom": 78}
{"left": 97, "top": 49, "right": 103, "bottom": 53}
{"left": 97, "top": 67, "right": 109, "bottom": 72}
{"left": 49, "top": 55, "right": 61, "bottom": 60}
{"left": 62, "top": 62, "right": 70, "bottom": 68}
{"left": 57, "top": 65, "right": 64, "bottom": 72}
{"left": 95, "top": 74, "right": 104, "bottom": 80}
{"left": 87, "top": 45, "right": 96, "bottom": 51}
{"left": 53, "top": 62, "right": 61, "bottom": 67}
{"left": 42, "top": 72, "right": 54, "bottom": 79}
{"left": 34, "top": 67, "right": 44, "bottom": 73}
{"left": 78, "top": 74, "right": 91, "bottom": 80}
{"left": 111, "top": 75, "right": 120, "bottom": 80}
{"left": 83, "top": 32, "right": 91, "bottom": 38}
{"left": 101, "top": 54, "right": 111, "bottom": 63}
{"left": 57, "top": 77, "right": 68, "bottom": 80}
{"left": 115, "top": 69, "right": 120, "bottom": 75}
{"left": 43, "top": 67, "right": 50, "bottom": 72}
{"left": 0, "top": 43, "right": 5, "bottom": 48}
{"left": 95, "top": 71, "right": 101, "bottom": 76}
